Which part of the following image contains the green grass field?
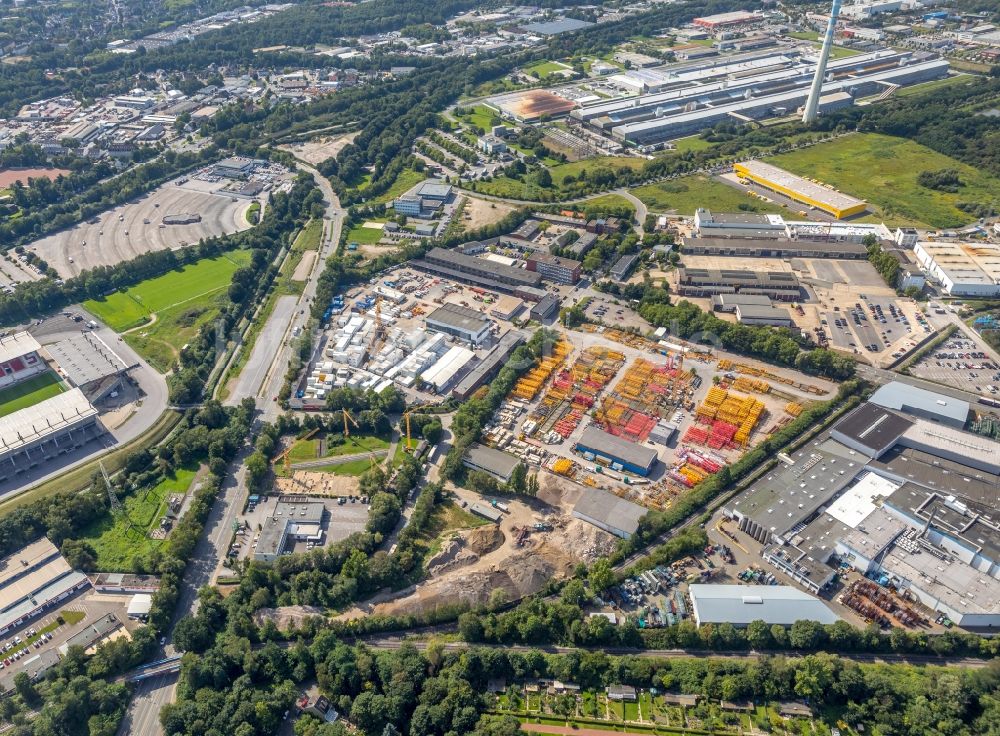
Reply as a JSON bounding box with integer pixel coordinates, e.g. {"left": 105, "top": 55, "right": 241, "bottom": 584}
{"left": 85, "top": 250, "right": 253, "bottom": 331}
{"left": 550, "top": 156, "right": 647, "bottom": 182}
{"left": 366, "top": 167, "right": 426, "bottom": 206}
{"left": 0, "top": 371, "right": 64, "bottom": 417}
{"left": 305, "top": 459, "right": 372, "bottom": 476}
{"left": 577, "top": 193, "right": 636, "bottom": 217}
{"left": 84, "top": 250, "right": 252, "bottom": 371}
{"left": 766, "top": 132, "right": 1000, "bottom": 228}
{"left": 525, "top": 60, "right": 571, "bottom": 78}
{"left": 80, "top": 468, "right": 196, "bottom": 571}
{"left": 630, "top": 174, "right": 791, "bottom": 216}
{"left": 346, "top": 223, "right": 387, "bottom": 245}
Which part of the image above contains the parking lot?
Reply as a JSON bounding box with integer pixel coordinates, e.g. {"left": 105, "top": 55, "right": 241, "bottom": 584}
{"left": 908, "top": 334, "right": 1000, "bottom": 395}
{"left": 0, "top": 587, "right": 137, "bottom": 684}
{"left": 26, "top": 173, "right": 274, "bottom": 278}
{"left": 227, "top": 493, "right": 371, "bottom": 565}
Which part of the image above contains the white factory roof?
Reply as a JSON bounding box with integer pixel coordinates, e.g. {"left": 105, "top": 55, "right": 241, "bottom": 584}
{"left": 689, "top": 584, "right": 840, "bottom": 626}
{"left": 902, "top": 419, "right": 1000, "bottom": 471}
{"left": 0, "top": 331, "right": 41, "bottom": 365}
{"left": 826, "top": 472, "right": 901, "bottom": 529}
{"left": 419, "top": 345, "right": 474, "bottom": 391}
{"left": 0, "top": 388, "right": 96, "bottom": 453}
{"left": 915, "top": 241, "right": 1000, "bottom": 286}
{"left": 736, "top": 160, "right": 865, "bottom": 212}
{"left": 870, "top": 381, "right": 971, "bottom": 426}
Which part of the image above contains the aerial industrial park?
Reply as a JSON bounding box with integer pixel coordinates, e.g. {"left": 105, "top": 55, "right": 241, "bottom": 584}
{"left": 0, "top": 0, "right": 999, "bottom": 734}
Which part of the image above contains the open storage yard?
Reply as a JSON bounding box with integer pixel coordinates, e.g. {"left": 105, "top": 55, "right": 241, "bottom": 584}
{"left": 765, "top": 132, "right": 1000, "bottom": 229}
{"left": 26, "top": 176, "right": 262, "bottom": 278}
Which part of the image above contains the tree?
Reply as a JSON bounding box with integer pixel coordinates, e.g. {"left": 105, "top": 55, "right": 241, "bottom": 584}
{"left": 536, "top": 168, "right": 552, "bottom": 188}
{"left": 245, "top": 450, "right": 270, "bottom": 491}
{"left": 13, "top": 672, "right": 37, "bottom": 705}
{"left": 588, "top": 559, "right": 614, "bottom": 594}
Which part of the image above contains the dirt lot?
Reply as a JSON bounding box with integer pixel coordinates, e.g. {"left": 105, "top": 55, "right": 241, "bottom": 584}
{"left": 462, "top": 195, "right": 515, "bottom": 231}
{"left": 292, "top": 250, "right": 318, "bottom": 281}
{"left": 27, "top": 177, "right": 259, "bottom": 278}
{"left": 339, "top": 479, "right": 615, "bottom": 618}
{"left": 0, "top": 167, "right": 70, "bottom": 187}
{"left": 279, "top": 132, "right": 359, "bottom": 165}
{"left": 274, "top": 469, "right": 361, "bottom": 497}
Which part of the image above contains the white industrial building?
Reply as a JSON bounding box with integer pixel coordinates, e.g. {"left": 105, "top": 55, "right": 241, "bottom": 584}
{"left": 425, "top": 303, "right": 492, "bottom": 346}
{"left": 418, "top": 345, "right": 474, "bottom": 393}
{"left": 688, "top": 584, "right": 840, "bottom": 627}
{"left": 913, "top": 241, "right": 1000, "bottom": 297}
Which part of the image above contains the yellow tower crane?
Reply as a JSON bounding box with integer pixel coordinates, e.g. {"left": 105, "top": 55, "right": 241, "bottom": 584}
{"left": 342, "top": 408, "right": 360, "bottom": 438}
{"left": 402, "top": 411, "right": 413, "bottom": 452}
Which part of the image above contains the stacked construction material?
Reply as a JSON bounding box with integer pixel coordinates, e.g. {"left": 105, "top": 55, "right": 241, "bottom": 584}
{"left": 733, "top": 376, "right": 770, "bottom": 394}
{"left": 785, "top": 401, "right": 803, "bottom": 417}
{"left": 682, "top": 424, "right": 709, "bottom": 444}
{"left": 593, "top": 398, "right": 658, "bottom": 442}
{"left": 532, "top": 346, "right": 624, "bottom": 438}
{"left": 695, "top": 388, "right": 765, "bottom": 448}
{"left": 552, "top": 458, "right": 574, "bottom": 476}
{"left": 512, "top": 339, "right": 570, "bottom": 400}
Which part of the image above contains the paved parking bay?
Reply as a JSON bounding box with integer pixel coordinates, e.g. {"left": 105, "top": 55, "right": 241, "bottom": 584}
{"left": 909, "top": 334, "right": 1000, "bottom": 395}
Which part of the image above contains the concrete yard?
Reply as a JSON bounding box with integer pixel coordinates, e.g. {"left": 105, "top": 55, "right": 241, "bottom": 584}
{"left": 27, "top": 177, "right": 261, "bottom": 278}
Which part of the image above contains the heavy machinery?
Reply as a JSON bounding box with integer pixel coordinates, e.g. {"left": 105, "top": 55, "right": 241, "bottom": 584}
{"left": 402, "top": 410, "right": 414, "bottom": 452}
{"left": 342, "top": 408, "right": 359, "bottom": 438}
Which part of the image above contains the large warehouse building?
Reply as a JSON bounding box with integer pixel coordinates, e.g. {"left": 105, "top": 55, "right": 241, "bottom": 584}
{"left": 424, "top": 303, "right": 492, "bottom": 347}
{"left": 733, "top": 161, "right": 867, "bottom": 219}
{"left": 411, "top": 247, "right": 541, "bottom": 294}
{"left": 724, "top": 396, "right": 1000, "bottom": 627}
{"left": 0, "top": 538, "right": 90, "bottom": 637}
{"left": 572, "top": 486, "right": 647, "bottom": 539}
{"left": 913, "top": 241, "right": 1000, "bottom": 297}
{"left": 452, "top": 332, "right": 525, "bottom": 401}
{"left": 575, "top": 426, "right": 658, "bottom": 477}
{"left": 676, "top": 267, "right": 801, "bottom": 301}
{"left": 689, "top": 584, "right": 839, "bottom": 627}
{"left": 681, "top": 236, "right": 868, "bottom": 259}
{"left": 0, "top": 388, "right": 103, "bottom": 480}
{"left": 463, "top": 444, "right": 521, "bottom": 483}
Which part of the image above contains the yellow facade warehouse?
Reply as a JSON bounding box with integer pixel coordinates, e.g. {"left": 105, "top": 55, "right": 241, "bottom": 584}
{"left": 734, "top": 161, "right": 867, "bottom": 219}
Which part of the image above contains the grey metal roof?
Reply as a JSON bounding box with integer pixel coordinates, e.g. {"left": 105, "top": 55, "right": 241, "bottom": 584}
{"left": 426, "top": 303, "right": 490, "bottom": 334}
{"left": 735, "top": 304, "right": 792, "bottom": 321}
{"left": 609, "top": 253, "right": 639, "bottom": 280}
{"left": 689, "top": 584, "right": 840, "bottom": 626}
{"left": 576, "top": 426, "right": 658, "bottom": 471}
{"left": 452, "top": 332, "right": 525, "bottom": 399}
{"left": 830, "top": 403, "right": 913, "bottom": 456}
{"left": 869, "top": 381, "right": 970, "bottom": 426}
{"left": 417, "top": 182, "right": 452, "bottom": 199}
{"left": 47, "top": 333, "right": 134, "bottom": 388}
{"left": 463, "top": 444, "right": 520, "bottom": 481}
{"left": 425, "top": 247, "right": 541, "bottom": 286}
{"left": 572, "top": 487, "right": 646, "bottom": 535}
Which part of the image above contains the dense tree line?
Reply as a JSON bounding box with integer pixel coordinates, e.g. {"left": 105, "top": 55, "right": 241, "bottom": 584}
{"left": 865, "top": 235, "right": 901, "bottom": 288}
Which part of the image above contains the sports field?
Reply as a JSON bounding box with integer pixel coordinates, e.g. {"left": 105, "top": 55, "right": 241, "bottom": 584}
{"left": 78, "top": 467, "right": 196, "bottom": 571}
{"left": 630, "top": 174, "right": 791, "bottom": 216}
{"left": 766, "top": 133, "right": 1000, "bottom": 228}
{"left": 0, "top": 371, "right": 64, "bottom": 417}
{"left": 84, "top": 249, "right": 253, "bottom": 371}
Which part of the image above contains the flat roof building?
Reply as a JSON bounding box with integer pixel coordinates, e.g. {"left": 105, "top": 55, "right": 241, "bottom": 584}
{"left": 255, "top": 501, "right": 326, "bottom": 563}
{"left": 530, "top": 294, "right": 560, "bottom": 322}
{"left": 526, "top": 252, "right": 581, "bottom": 285}
{"left": 913, "top": 241, "right": 1000, "bottom": 297}
{"left": 452, "top": 331, "right": 525, "bottom": 401}
{"left": 609, "top": 253, "right": 640, "bottom": 282}
{"left": 522, "top": 18, "right": 594, "bottom": 35}
{"left": 694, "top": 209, "right": 787, "bottom": 239}
{"left": 463, "top": 444, "right": 521, "bottom": 483}
{"left": 425, "top": 303, "right": 492, "bottom": 347}
{"left": 0, "top": 538, "right": 91, "bottom": 637}
{"left": 575, "top": 426, "right": 658, "bottom": 477}
{"left": 572, "top": 486, "right": 647, "bottom": 539}
{"left": 411, "top": 247, "right": 541, "bottom": 294}
{"left": 693, "top": 10, "right": 763, "bottom": 28}
{"left": 688, "top": 584, "right": 839, "bottom": 627}
{"left": 734, "top": 161, "right": 867, "bottom": 219}
{"left": 682, "top": 236, "right": 867, "bottom": 259}
{"left": 677, "top": 268, "right": 800, "bottom": 300}
{"left": 46, "top": 332, "right": 136, "bottom": 400}
{"left": 735, "top": 304, "right": 794, "bottom": 326}
{"left": 869, "top": 381, "right": 970, "bottom": 429}
{"left": 417, "top": 181, "right": 453, "bottom": 201}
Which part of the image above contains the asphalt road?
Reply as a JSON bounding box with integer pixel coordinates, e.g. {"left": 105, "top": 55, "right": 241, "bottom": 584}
{"left": 118, "top": 161, "right": 346, "bottom": 736}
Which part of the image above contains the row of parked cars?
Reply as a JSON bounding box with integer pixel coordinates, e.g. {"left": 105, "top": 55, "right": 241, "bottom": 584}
{"left": 0, "top": 628, "right": 53, "bottom": 669}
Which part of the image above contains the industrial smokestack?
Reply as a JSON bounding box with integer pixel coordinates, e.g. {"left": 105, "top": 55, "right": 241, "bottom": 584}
{"left": 802, "top": 0, "right": 843, "bottom": 123}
